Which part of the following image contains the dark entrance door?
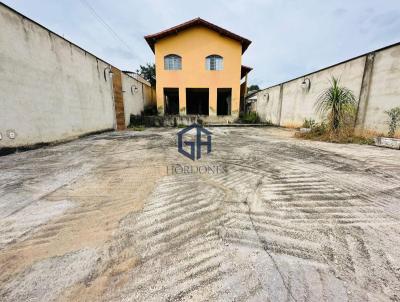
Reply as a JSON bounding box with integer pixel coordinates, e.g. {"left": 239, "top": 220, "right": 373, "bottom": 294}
{"left": 186, "top": 88, "right": 209, "bottom": 115}
{"left": 164, "top": 88, "right": 179, "bottom": 115}
{"left": 217, "top": 88, "right": 232, "bottom": 115}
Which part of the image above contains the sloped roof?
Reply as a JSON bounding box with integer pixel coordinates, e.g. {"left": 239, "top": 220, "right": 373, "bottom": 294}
{"left": 241, "top": 65, "right": 253, "bottom": 79}
{"left": 144, "top": 18, "right": 252, "bottom": 54}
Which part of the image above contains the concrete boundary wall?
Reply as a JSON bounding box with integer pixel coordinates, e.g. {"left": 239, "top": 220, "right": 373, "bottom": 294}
{"left": 0, "top": 3, "right": 115, "bottom": 148}
{"left": 0, "top": 3, "right": 153, "bottom": 149}
{"left": 122, "top": 73, "right": 154, "bottom": 126}
{"left": 256, "top": 42, "right": 400, "bottom": 136}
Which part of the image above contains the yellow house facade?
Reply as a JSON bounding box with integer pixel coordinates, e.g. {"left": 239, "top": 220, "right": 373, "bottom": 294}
{"left": 145, "top": 18, "right": 252, "bottom": 120}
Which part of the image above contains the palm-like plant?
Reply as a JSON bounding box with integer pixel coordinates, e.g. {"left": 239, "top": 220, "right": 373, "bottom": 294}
{"left": 315, "top": 77, "right": 357, "bottom": 132}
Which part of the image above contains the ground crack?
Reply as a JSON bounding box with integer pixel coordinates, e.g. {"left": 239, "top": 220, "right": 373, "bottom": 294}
{"left": 245, "top": 177, "right": 298, "bottom": 302}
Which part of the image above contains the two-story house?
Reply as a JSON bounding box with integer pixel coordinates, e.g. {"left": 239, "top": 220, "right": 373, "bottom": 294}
{"left": 145, "top": 18, "right": 252, "bottom": 121}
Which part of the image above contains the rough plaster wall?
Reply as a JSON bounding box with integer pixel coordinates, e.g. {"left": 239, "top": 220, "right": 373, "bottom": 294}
{"left": 364, "top": 45, "right": 400, "bottom": 135}
{"left": 279, "top": 57, "right": 365, "bottom": 127}
{"left": 256, "top": 45, "right": 400, "bottom": 134}
{"left": 256, "top": 85, "right": 281, "bottom": 124}
{"left": 122, "top": 73, "right": 145, "bottom": 126}
{"left": 0, "top": 5, "right": 115, "bottom": 148}
{"left": 143, "top": 86, "right": 156, "bottom": 108}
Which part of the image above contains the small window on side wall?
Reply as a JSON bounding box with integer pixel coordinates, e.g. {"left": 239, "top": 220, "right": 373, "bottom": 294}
{"left": 206, "top": 55, "right": 223, "bottom": 71}
{"left": 164, "top": 54, "right": 182, "bottom": 70}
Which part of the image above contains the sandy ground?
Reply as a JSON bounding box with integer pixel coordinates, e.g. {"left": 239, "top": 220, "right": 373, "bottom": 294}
{"left": 0, "top": 127, "right": 400, "bottom": 302}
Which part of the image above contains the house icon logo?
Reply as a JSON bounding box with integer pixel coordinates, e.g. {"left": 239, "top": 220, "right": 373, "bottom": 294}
{"left": 177, "top": 124, "right": 212, "bottom": 161}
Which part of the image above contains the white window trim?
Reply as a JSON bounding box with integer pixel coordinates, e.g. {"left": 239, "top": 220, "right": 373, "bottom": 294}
{"left": 164, "top": 54, "right": 182, "bottom": 70}
{"left": 206, "top": 55, "right": 223, "bottom": 71}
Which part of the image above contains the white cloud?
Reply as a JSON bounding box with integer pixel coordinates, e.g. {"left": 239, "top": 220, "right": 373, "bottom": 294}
{"left": 3, "top": 0, "right": 400, "bottom": 88}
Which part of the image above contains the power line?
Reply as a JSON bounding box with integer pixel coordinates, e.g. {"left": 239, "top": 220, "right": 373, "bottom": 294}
{"left": 79, "top": 0, "right": 134, "bottom": 53}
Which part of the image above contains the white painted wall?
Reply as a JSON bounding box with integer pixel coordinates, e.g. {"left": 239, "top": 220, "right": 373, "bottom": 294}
{"left": 364, "top": 45, "right": 400, "bottom": 134}
{"left": 256, "top": 43, "right": 400, "bottom": 136}
{"left": 280, "top": 57, "right": 365, "bottom": 127}
{"left": 122, "top": 73, "right": 145, "bottom": 126}
{"left": 0, "top": 4, "right": 115, "bottom": 148}
{"left": 256, "top": 85, "right": 281, "bottom": 124}
{"left": 121, "top": 73, "right": 156, "bottom": 126}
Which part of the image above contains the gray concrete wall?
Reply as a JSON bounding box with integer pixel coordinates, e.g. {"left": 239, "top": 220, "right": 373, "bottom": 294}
{"left": 122, "top": 73, "right": 145, "bottom": 126}
{"left": 121, "top": 73, "right": 156, "bottom": 127}
{"left": 256, "top": 85, "right": 281, "bottom": 125}
{"left": 280, "top": 57, "right": 365, "bottom": 127}
{"left": 256, "top": 43, "right": 400, "bottom": 136}
{"left": 0, "top": 4, "right": 116, "bottom": 148}
{"left": 364, "top": 46, "right": 400, "bottom": 134}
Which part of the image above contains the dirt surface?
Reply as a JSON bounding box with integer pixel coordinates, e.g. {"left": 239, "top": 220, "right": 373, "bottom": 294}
{"left": 1, "top": 127, "right": 400, "bottom": 302}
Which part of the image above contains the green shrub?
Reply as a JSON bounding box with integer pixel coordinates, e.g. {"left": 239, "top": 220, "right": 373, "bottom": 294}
{"left": 131, "top": 125, "right": 145, "bottom": 131}
{"left": 385, "top": 107, "right": 400, "bottom": 137}
{"left": 295, "top": 121, "right": 373, "bottom": 145}
{"left": 296, "top": 77, "right": 373, "bottom": 145}
{"left": 302, "top": 118, "right": 316, "bottom": 129}
{"left": 310, "top": 122, "right": 328, "bottom": 135}
{"left": 315, "top": 77, "right": 357, "bottom": 133}
{"left": 144, "top": 105, "right": 158, "bottom": 116}
{"left": 240, "top": 112, "right": 261, "bottom": 124}
{"left": 129, "top": 114, "right": 144, "bottom": 127}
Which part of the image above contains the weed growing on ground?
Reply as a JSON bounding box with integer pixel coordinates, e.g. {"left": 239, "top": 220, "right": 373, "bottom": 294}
{"left": 302, "top": 118, "right": 316, "bottom": 129}
{"left": 131, "top": 125, "right": 145, "bottom": 131}
{"left": 239, "top": 112, "right": 261, "bottom": 124}
{"left": 296, "top": 77, "right": 373, "bottom": 145}
{"left": 295, "top": 122, "right": 374, "bottom": 145}
{"left": 239, "top": 112, "right": 273, "bottom": 125}
{"left": 385, "top": 107, "right": 400, "bottom": 137}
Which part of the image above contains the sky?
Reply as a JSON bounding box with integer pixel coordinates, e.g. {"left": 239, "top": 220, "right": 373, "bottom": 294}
{"left": 2, "top": 0, "right": 400, "bottom": 88}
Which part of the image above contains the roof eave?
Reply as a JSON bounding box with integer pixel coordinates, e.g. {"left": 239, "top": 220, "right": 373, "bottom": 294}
{"left": 144, "top": 18, "right": 251, "bottom": 54}
{"left": 241, "top": 65, "right": 253, "bottom": 79}
{"left": 144, "top": 36, "right": 155, "bottom": 53}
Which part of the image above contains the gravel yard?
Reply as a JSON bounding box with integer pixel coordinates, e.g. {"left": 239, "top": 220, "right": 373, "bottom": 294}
{"left": 1, "top": 127, "right": 400, "bottom": 302}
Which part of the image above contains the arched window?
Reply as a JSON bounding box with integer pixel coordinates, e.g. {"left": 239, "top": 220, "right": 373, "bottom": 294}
{"left": 164, "top": 54, "right": 182, "bottom": 70}
{"left": 206, "top": 55, "right": 223, "bottom": 71}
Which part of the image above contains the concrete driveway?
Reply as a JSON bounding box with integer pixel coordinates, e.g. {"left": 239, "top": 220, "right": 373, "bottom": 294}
{"left": 1, "top": 127, "right": 400, "bottom": 302}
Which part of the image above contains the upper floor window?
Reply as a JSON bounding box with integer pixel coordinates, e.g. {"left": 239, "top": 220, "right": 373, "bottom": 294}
{"left": 206, "top": 55, "right": 223, "bottom": 71}
{"left": 164, "top": 54, "right": 182, "bottom": 70}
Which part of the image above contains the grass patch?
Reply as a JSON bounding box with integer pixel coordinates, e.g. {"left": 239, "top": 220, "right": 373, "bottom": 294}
{"left": 130, "top": 125, "right": 146, "bottom": 131}
{"left": 239, "top": 112, "right": 273, "bottom": 125}
{"left": 296, "top": 132, "right": 374, "bottom": 145}
{"left": 239, "top": 112, "right": 261, "bottom": 124}
{"left": 302, "top": 118, "right": 316, "bottom": 129}
{"left": 295, "top": 124, "right": 374, "bottom": 145}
